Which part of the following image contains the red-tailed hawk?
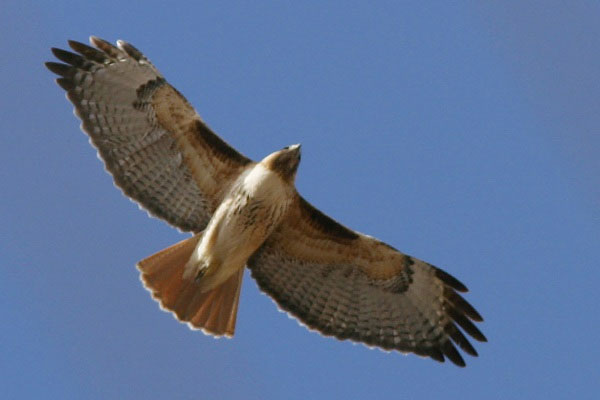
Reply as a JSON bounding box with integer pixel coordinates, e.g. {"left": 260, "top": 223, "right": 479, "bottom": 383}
{"left": 46, "top": 37, "right": 486, "bottom": 366}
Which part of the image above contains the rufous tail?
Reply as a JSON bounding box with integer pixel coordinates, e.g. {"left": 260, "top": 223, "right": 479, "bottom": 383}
{"left": 136, "top": 234, "right": 244, "bottom": 337}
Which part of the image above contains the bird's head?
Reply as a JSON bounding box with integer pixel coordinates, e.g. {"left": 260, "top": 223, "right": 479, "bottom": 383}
{"left": 262, "top": 144, "right": 302, "bottom": 182}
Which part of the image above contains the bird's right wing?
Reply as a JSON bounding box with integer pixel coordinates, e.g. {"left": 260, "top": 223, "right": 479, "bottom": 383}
{"left": 46, "top": 37, "right": 253, "bottom": 232}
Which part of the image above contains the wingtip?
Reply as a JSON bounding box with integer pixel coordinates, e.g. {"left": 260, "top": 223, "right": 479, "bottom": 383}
{"left": 68, "top": 39, "right": 90, "bottom": 52}
{"left": 442, "top": 341, "right": 467, "bottom": 367}
{"left": 89, "top": 36, "right": 110, "bottom": 49}
{"left": 116, "top": 39, "right": 144, "bottom": 60}
{"left": 55, "top": 77, "right": 74, "bottom": 91}
{"left": 45, "top": 61, "right": 69, "bottom": 76}
{"left": 446, "top": 289, "right": 483, "bottom": 322}
{"left": 434, "top": 266, "right": 469, "bottom": 292}
{"left": 44, "top": 60, "right": 59, "bottom": 72}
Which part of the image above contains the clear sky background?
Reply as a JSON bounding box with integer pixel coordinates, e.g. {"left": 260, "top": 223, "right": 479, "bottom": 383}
{"left": 2, "top": 1, "right": 599, "bottom": 399}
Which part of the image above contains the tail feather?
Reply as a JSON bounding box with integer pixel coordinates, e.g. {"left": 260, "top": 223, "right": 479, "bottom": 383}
{"left": 137, "top": 234, "right": 244, "bottom": 337}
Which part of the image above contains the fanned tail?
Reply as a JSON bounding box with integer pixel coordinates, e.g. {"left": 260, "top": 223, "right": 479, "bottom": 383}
{"left": 137, "top": 234, "right": 244, "bottom": 337}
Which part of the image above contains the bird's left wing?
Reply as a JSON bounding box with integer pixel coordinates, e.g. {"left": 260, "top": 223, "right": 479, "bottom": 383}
{"left": 46, "top": 37, "right": 253, "bottom": 232}
{"left": 248, "top": 195, "right": 486, "bottom": 366}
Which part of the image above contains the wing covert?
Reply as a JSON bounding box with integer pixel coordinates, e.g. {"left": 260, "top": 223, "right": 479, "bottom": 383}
{"left": 46, "top": 37, "right": 252, "bottom": 232}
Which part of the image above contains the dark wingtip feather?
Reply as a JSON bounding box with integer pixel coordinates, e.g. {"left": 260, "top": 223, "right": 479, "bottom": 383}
{"left": 89, "top": 36, "right": 122, "bottom": 58}
{"left": 428, "top": 348, "right": 445, "bottom": 363}
{"left": 117, "top": 40, "right": 144, "bottom": 60}
{"left": 448, "top": 306, "right": 487, "bottom": 342}
{"left": 441, "top": 340, "right": 466, "bottom": 367}
{"left": 68, "top": 40, "right": 108, "bottom": 63}
{"left": 56, "top": 77, "right": 74, "bottom": 91}
{"left": 445, "top": 322, "right": 478, "bottom": 356}
{"left": 89, "top": 35, "right": 111, "bottom": 47}
{"left": 45, "top": 62, "right": 71, "bottom": 77}
{"left": 434, "top": 266, "right": 468, "bottom": 292}
{"left": 51, "top": 48, "right": 84, "bottom": 66}
{"left": 67, "top": 40, "right": 87, "bottom": 50}
{"left": 446, "top": 288, "right": 483, "bottom": 322}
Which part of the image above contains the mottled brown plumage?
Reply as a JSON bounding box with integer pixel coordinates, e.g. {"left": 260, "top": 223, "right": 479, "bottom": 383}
{"left": 47, "top": 37, "right": 486, "bottom": 366}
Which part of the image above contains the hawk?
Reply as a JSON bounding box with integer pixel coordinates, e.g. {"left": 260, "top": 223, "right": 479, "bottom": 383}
{"left": 46, "top": 37, "right": 486, "bottom": 366}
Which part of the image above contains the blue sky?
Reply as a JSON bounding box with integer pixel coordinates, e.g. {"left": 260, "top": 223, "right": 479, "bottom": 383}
{"left": 2, "top": 1, "right": 599, "bottom": 398}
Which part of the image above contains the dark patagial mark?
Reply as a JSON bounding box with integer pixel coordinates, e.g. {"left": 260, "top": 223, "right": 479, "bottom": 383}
{"left": 374, "top": 238, "right": 399, "bottom": 252}
{"left": 192, "top": 120, "right": 252, "bottom": 166}
{"left": 298, "top": 197, "right": 359, "bottom": 241}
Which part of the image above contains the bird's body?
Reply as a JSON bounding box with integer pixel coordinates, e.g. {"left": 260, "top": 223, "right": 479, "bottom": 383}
{"left": 46, "top": 37, "right": 486, "bottom": 366}
{"left": 184, "top": 153, "right": 298, "bottom": 292}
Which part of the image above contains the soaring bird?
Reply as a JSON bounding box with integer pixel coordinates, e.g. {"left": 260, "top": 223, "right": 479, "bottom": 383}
{"left": 46, "top": 37, "right": 486, "bottom": 366}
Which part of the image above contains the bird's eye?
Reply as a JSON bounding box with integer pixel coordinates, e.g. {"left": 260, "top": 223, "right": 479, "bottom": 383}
{"left": 283, "top": 146, "right": 289, "bottom": 150}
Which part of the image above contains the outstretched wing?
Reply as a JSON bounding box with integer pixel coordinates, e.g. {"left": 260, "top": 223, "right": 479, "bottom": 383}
{"left": 248, "top": 195, "right": 486, "bottom": 366}
{"left": 46, "top": 37, "right": 252, "bottom": 232}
